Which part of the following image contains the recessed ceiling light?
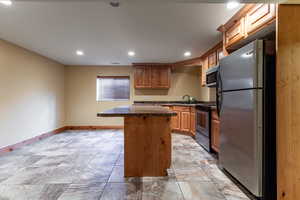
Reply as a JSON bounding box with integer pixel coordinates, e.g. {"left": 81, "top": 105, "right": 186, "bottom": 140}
{"left": 76, "top": 50, "right": 84, "bottom": 56}
{"left": 128, "top": 51, "right": 135, "bottom": 57}
{"left": 184, "top": 51, "right": 191, "bottom": 57}
{"left": 110, "top": 1, "right": 120, "bottom": 7}
{"left": 227, "top": 1, "right": 239, "bottom": 10}
{"left": 0, "top": 0, "right": 12, "bottom": 6}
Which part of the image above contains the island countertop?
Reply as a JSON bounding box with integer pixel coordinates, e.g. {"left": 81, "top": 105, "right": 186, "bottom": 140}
{"left": 97, "top": 105, "right": 177, "bottom": 117}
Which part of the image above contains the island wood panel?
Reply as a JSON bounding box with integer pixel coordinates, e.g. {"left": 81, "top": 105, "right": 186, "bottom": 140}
{"left": 124, "top": 116, "right": 171, "bottom": 177}
{"left": 277, "top": 5, "right": 300, "bottom": 200}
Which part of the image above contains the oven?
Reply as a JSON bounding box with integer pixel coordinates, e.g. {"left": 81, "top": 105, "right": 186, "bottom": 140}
{"left": 206, "top": 65, "right": 219, "bottom": 87}
{"left": 195, "top": 105, "right": 211, "bottom": 152}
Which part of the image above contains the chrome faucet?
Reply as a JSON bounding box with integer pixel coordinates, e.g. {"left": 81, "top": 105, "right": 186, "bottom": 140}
{"left": 182, "top": 94, "right": 191, "bottom": 103}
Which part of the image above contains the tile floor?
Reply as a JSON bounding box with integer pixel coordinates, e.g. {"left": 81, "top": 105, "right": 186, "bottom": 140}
{"left": 0, "top": 130, "right": 250, "bottom": 200}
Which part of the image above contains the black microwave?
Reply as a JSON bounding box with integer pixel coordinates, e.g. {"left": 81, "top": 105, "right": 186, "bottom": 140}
{"left": 205, "top": 65, "right": 219, "bottom": 87}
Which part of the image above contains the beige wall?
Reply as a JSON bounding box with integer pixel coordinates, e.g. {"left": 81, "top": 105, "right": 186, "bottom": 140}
{"left": 65, "top": 65, "right": 212, "bottom": 126}
{"left": 0, "top": 40, "right": 65, "bottom": 148}
{"left": 0, "top": 39, "right": 214, "bottom": 147}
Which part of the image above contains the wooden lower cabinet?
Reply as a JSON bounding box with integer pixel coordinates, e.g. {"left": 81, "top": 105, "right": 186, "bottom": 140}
{"left": 171, "top": 110, "right": 181, "bottom": 131}
{"left": 211, "top": 119, "right": 220, "bottom": 153}
{"left": 168, "top": 106, "right": 196, "bottom": 136}
{"left": 190, "top": 112, "right": 196, "bottom": 136}
{"left": 211, "top": 110, "right": 220, "bottom": 153}
{"left": 180, "top": 111, "right": 191, "bottom": 132}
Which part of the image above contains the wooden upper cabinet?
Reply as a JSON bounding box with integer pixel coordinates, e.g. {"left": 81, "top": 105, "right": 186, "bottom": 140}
{"left": 134, "top": 65, "right": 170, "bottom": 89}
{"left": 220, "top": 4, "right": 276, "bottom": 48}
{"left": 134, "top": 66, "right": 151, "bottom": 88}
{"left": 151, "top": 66, "right": 170, "bottom": 89}
{"left": 225, "top": 17, "right": 245, "bottom": 47}
{"left": 201, "top": 57, "right": 208, "bottom": 86}
{"left": 246, "top": 4, "right": 276, "bottom": 35}
{"left": 217, "top": 48, "right": 224, "bottom": 64}
{"left": 208, "top": 52, "right": 217, "bottom": 68}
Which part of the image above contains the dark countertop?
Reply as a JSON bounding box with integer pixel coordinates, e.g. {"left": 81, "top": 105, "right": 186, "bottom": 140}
{"left": 97, "top": 105, "right": 177, "bottom": 117}
{"left": 133, "top": 101, "right": 216, "bottom": 108}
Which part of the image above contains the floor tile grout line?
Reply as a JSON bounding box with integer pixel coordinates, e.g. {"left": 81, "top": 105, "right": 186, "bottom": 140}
{"left": 98, "top": 142, "right": 122, "bottom": 200}
{"left": 175, "top": 181, "right": 187, "bottom": 200}
{"left": 0, "top": 130, "right": 249, "bottom": 200}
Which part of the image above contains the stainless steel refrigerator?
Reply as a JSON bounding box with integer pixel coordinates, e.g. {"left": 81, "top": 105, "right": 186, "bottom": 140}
{"left": 217, "top": 40, "right": 276, "bottom": 200}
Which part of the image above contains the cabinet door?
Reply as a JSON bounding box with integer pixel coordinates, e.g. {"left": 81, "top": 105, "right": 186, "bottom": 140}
{"left": 134, "top": 66, "right": 151, "bottom": 88}
{"left": 217, "top": 48, "right": 224, "bottom": 64}
{"left": 211, "top": 119, "right": 220, "bottom": 153}
{"left": 208, "top": 52, "right": 217, "bottom": 68}
{"left": 246, "top": 4, "right": 276, "bottom": 35}
{"left": 180, "top": 111, "right": 191, "bottom": 132}
{"left": 171, "top": 110, "right": 181, "bottom": 131}
{"left": 201, "top": 57, "right": 208, "bottom": 86}
{"left": 225, "top": 17, "right": 245, "bottom": 47}
{"left": 151, "top": 67, "right": 170, "bottom": 89}
{"left": 190, "top": 112, "right": 196, "bottom": 136}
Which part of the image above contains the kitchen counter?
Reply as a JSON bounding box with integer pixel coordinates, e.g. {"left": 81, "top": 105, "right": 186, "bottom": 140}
{"left": 98, "top": 105, "right": 173, "bottom": 177}
{"left": 97, "top": 105, "right": 177, "bottom": 117}
{"left": 133, "top": 101, "right": 216, "bottom": 108}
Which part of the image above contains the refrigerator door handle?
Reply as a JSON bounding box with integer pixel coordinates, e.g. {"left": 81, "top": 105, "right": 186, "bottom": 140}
{"left": 217, "top": 69, "right": 223, "bottom": 116}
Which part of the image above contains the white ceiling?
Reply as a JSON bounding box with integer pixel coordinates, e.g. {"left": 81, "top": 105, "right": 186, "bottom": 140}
{"left": 0, "top": 1, "right": 242, "bottom": 65}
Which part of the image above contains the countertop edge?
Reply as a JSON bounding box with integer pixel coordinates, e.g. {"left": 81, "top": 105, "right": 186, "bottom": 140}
{"left": 97, "top": 113, "right": 177, "bottom": 117}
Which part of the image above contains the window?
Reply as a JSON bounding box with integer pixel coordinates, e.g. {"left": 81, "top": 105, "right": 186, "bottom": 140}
{"left": 96, "top": 76, "right": 130, "bottom": 101}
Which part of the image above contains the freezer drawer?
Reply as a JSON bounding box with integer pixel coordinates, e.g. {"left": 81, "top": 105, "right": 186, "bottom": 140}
{"left": 219, "top": 40, "right": 263, "bottom": 91}
{"left": 219, "top": 89, "right": 263, "bottom": 197}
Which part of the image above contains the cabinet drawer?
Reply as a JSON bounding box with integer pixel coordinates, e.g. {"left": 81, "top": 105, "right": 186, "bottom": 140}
{"left": 225, "top": 17, "right": 245, "bottom": 47}
{"left": 173, "top": 106, "right": 190, "bottom": 112}
{"left": 246, "top": 4, "right": 276, "bottom": 35}
{"left": 211, "top": 109, "right": 219, "bottom": 121}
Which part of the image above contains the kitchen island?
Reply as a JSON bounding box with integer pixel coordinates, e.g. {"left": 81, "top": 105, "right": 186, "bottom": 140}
{"left": 97, "top": 105, "right": 176, "bottom": 177}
